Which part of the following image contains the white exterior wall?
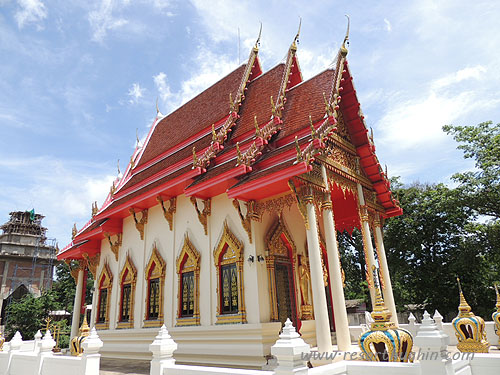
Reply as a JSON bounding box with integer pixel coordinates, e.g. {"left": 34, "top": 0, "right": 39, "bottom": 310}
{"left": 92, "top": 192, "right": 318, "bottom": 366}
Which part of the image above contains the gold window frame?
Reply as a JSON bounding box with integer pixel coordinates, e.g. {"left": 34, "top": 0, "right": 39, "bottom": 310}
{"left": 117, "top": 254, "right": 137, "bottom": 329}
{"left": 95, "top": 262, "right": 113, "bottom": 330}
{"left": 213, "top": 221, "right": 246, "bottom": 324}
{"left": 143, "top": 244, "right": 166, "bottom": 328}
{"left": 265, "top": 217, "right": 299, "bottom": 323}
{"left": 176, "top": 234, "right": 200, "bottom": 326}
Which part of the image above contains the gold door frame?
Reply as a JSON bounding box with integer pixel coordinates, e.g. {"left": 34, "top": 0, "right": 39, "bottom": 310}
{"left": 265, "top": 216, "right": 299, "bottom": 324}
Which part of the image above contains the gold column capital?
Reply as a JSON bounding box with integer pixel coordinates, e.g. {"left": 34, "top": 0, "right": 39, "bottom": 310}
{"left": 359, "top": 205, "right": 369, "bottom": 223}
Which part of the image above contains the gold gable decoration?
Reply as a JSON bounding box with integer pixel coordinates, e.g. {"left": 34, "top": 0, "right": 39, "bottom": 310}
{"left": 144, "top": 244, "right": 166, "bottom": 328}
{"left": 213, "top": 221, "right": 246, "bottom": 324}
{"left": 176, "top": 234, "right": 201, "bottom": 326}
{"left": 117, "top": 254, "right": 138, "bottom": 329}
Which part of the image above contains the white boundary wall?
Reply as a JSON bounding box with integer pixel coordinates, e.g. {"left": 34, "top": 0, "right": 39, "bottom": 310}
{"left": 0, "top": 328, "right": 103, "bottom": 375}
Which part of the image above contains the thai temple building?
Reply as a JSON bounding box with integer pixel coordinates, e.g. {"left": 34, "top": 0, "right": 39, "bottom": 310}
{"left": 58, "top": 24, "right": 403, "bottom": 368}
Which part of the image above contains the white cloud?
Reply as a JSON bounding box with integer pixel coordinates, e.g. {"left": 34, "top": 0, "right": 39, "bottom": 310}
{"left": 431, "top": 65, "right": 486, "bottom": 90}
{"left": 14, "top": 0, "right": 47, "bottom": 29}
{"left": 383, "top": 18, "right": 392, "bottom": 32}
{"left": 128, "top": 83, "right": 145, "bottom": 104}
{"left": 88, "top": 0, "right": 128, "bottom": 43}
{"left": 0, "top": 156, "right": 115, "bottom": 246}
{"left": 154, "top": 47, "right": 236, "bottom": 114}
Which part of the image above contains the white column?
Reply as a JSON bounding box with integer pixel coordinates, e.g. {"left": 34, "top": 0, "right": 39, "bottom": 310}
{"left": 373, "top": 217, "right": 398, "bottom": 325}
{"left": 71, "top": 268, "right": 84, "bottom": 338}
{"left": 321, "top": 166, "right": 351, "bottom": 351}
{"left": 357, "top": 183, "right": 377, "bottom": 307}
{"left": 89, "top": 279, "right": 98, "bottom": 328}
{"left": 304, "top": 193, "right": 333, "bottom": 352}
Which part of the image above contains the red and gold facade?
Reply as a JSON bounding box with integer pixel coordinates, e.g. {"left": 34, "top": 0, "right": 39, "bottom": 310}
{"left": 58, "top": 23, "right": 402, "bottom": 367}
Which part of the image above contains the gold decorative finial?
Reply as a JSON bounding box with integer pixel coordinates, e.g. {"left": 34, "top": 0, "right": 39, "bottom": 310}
{"left": 236, "top": 142, "right": 243, "bottom": 165}
{"left": 136, "top": 128, "right": 140, "bottom": 147}
{"left": 292, "top": 17, "right": 301, "bottom": 49}
{"left": 495, "top": 283, "right": 500, "bottom": 312}
{"left": 254, "top": 115, "right": 262, "bottom": 137}
{"left": 117, "top": 159, "right": 121, "bottom": 175}
{"left": 370, "top": 266, "right": 395, "bottom": 329}
{"left": 254, "top": 22, "right": 262, "bottom": 50}
{"left": 457, "top": 277, "right": 473, "bottom": 317}
{"left": 72, "top": 223, "right": 77, "bottom": 239}
{"left": 341, "top": 15, "right": 350, "bottom": 57}
{"left": 309, "top": 115, "right": 316, "bottom": 138}
{"left": 156, "top": 97, "right": 160, "bottom": 114}
{"left": 192, "top": 146, "right": 198, "bottom": 167}
{"left": 294, "top": 136, "right": 303, "bottom": 163}
{"left": 211, "top": 124, "right": 217, "bottom": 142}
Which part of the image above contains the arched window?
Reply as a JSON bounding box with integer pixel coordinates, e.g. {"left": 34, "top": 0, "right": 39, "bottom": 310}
{"left": 176, "top": 235, "right": 200, "bottom": 326}
{"left": 144, "top": 245, "right": 166, "bottom": 327}
{"left": 213, "top": 221, "right": 246, "bottom": 324}
{"left": 117, "top": 254, "right": 137, "bottom": 329}
{"left": 96, "top": 262, "right": 113, "bottom": 329}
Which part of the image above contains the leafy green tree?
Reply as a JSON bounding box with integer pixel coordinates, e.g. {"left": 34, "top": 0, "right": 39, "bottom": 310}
{"left": 5, "top": 291, "right": 58, "bottom": 340}
{"left": 443, "top": 121, "right": 500, "bottom": 219}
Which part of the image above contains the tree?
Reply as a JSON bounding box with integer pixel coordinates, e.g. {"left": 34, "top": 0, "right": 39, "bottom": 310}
{"left": 443, "top": 121, "right": 500, "bottom": 219}
{"left": 384, "top": 180, "right": 500, "bottom": 320}
{"left": 4, "top": 291, "right": 58, "bottom": 340}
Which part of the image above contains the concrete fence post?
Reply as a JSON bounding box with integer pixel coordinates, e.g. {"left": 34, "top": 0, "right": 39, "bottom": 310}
{"left": 414, "top": 311, "right": 454, "bottom": 375}
{"left": 149, "top": 325, "right": 177, "bottom": 375}
{"left": 81, "top": 327, "right": 103, "bottom": 375}
{"left": 408, "top": 312, "right": 417, "bottom": 337}
{"left": 433, "top": 310, "right": 444, "bottom": 330}
{"left": 36, "top": 330, "right": 56, "bottom": 375}
{"left": 271, "top": 319, "right": 311, "bottom": 375}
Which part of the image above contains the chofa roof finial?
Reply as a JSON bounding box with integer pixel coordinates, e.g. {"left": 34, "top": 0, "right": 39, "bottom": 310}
{"left": 293, "top": 17, "right": 302, "bottom": 48}
{"left": 254, "top": 22, "right": 262, "bottom": 50}
{"left": 341, "top": 15, "right": 350, "bottom": 57}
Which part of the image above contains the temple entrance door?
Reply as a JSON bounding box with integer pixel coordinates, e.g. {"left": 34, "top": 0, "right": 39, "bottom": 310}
{"left": 275, "top": 260, "right": 297, "bottom": 326}
{"left": 265, "top": 217, "right": 299, "bottom": 328}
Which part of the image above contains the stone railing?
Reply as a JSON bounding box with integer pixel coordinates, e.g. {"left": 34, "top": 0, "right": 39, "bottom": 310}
{"left": 148, "top": 315, "right": 500, "bottom": 375}
{"left": 0, "top": 328, "right": 102, "bottom": 375}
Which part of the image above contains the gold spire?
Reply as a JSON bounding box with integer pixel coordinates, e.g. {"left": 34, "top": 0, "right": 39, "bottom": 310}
{"left": 370, "top": 266, "right": 395, "bottom": 330}
{"left": 340, "top": 15, "right": 350, "bottom": 57}
{"left": 494, "top": 283, "right": 500, "bottom": 312}
{"left": 457, "top": 277, "right": 473, "bottom": 317}
{"left": 79, "top": 314, "right": 90, "bottom": 336}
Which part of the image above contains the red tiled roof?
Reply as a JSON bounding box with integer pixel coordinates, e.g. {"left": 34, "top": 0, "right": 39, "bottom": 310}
{"left": 136, "top": 64, "right": 247, "bottom": 169}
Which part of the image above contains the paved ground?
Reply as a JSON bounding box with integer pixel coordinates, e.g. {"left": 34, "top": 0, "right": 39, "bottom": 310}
{"left": 100, "top": 358, "right": 150, "bottom": 375}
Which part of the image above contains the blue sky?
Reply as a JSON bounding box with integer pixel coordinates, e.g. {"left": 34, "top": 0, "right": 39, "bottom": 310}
{"left": 1, "top": 0, "right": 499, "bottom": 246}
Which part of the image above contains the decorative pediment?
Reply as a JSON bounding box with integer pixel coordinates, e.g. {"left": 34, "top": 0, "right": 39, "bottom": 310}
{"left": 145, "top": 244, "right": 166, "bottom": 280}
{"left": 120, "top": 254, "right": 137, "bottom": 285}
{"left": 213, "top": 221, "right": 243, "bottom": 266}
{"left": 176, "top": 234, "right": 200, "bottom": 273}
{"left": 98, "top": 262, "right": 113, "bottom": 289}
{"left": 265, "top": 216, "right": 296, "bottom": 258}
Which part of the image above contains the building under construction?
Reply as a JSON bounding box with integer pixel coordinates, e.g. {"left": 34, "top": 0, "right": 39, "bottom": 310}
{"left": 0, "top": 211, "right": 57, "bottom": 323}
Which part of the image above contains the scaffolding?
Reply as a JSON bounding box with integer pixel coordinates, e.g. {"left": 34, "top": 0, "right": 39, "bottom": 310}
{"left": 0, "top": 211, "right": 57, "bottom": 325}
